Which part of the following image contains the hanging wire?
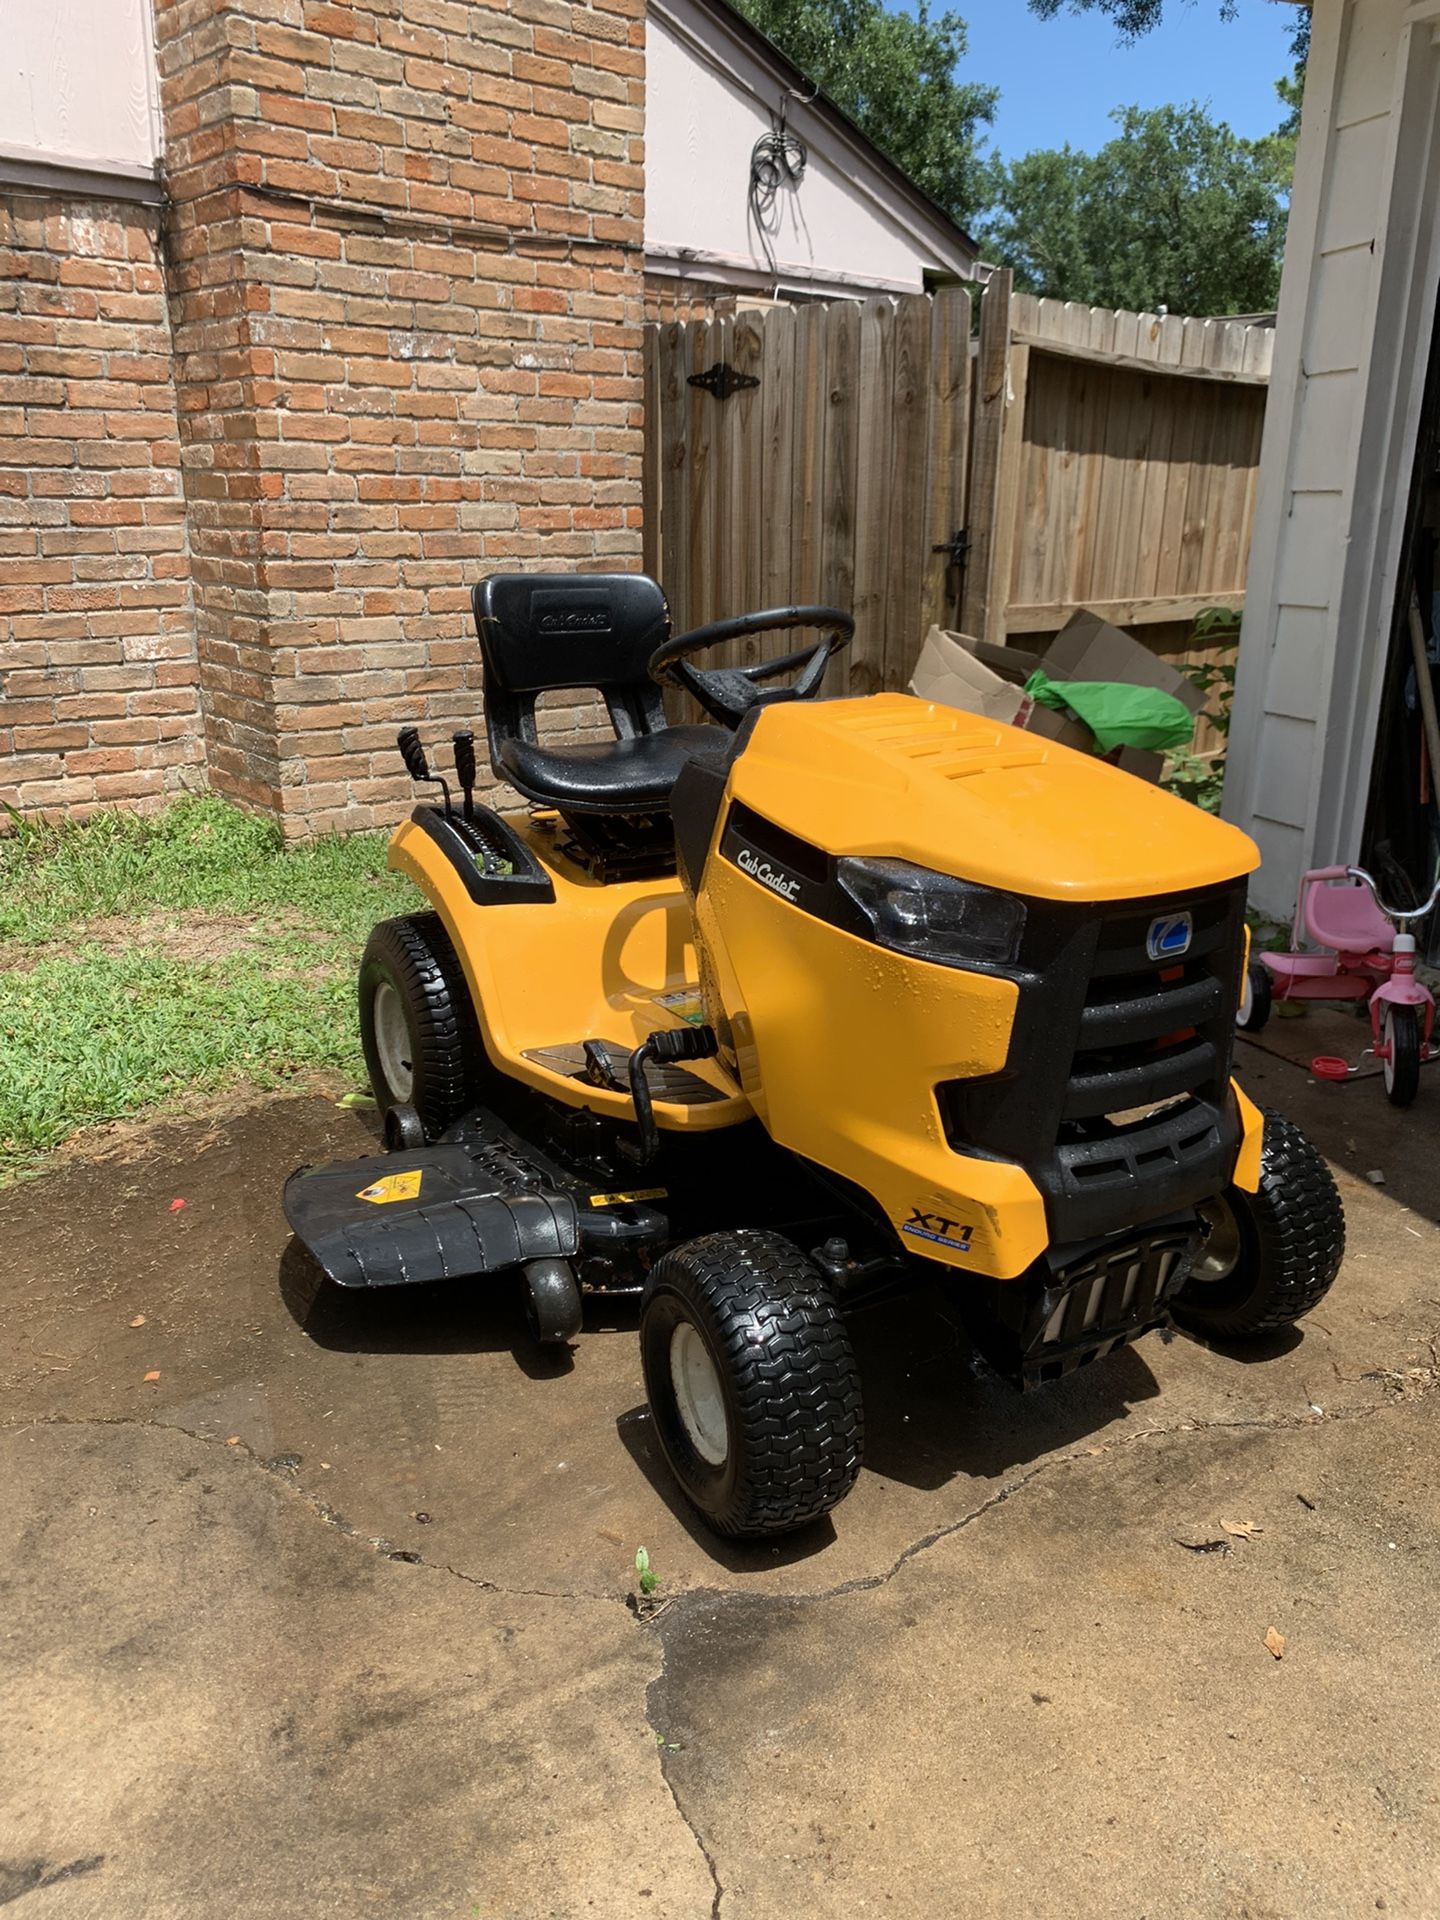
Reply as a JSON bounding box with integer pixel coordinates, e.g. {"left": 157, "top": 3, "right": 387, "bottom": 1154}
{"left": 748, "top": 94, "right": 808, "bottom": 277}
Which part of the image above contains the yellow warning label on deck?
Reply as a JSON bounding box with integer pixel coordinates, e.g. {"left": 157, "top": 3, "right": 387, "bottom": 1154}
{"left": 357, "top": 1170, "right": 423, "bottom": 1205}
{"left": 587, "top": 1187, "right": 667, "bottom": 1208}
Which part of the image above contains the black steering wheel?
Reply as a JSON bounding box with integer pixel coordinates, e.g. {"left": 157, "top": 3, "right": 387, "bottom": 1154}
{"left": 647, "top": 605, "right": 854, "bottom": 728}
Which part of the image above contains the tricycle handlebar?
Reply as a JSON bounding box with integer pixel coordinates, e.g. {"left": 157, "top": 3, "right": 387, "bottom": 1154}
{"left": 1345, "top": 864, "right": 1440, "bottom": 925}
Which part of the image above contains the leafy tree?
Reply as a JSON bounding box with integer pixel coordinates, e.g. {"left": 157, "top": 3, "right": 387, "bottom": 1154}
{"left": 1028, "top": 0, "right": 1237, "bottom": 37}
{"left": 1028, "top": 0, "right": 1310, "bottom": 61}
{"left": 732, "top": 0, "right": 999, "bottom": 226}
{"left": 979, "top": 102, "right": 1289, "bottom": 314}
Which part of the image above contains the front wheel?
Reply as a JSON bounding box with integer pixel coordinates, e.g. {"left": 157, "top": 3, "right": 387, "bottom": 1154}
{"left": 358, "top": 913, "right": 485, "bottom": 1137}
{"left": 1236, "top": 960, "right": 1272, "bottom": 1033}
{"left": 639, "top": 1230, "right": 864, "bottom": 1538}
{"left": 1171, "top": 1109, "right": 1344, "bottom": 1340}
{"left": 1381, "top": 1003, "right": 1422, "bottom": 1108}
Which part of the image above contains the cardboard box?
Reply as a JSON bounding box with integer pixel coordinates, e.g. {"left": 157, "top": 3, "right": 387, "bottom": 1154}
{"left": 909, "top": 609, "right": 1202, "bottom": 785}
{"left": 909, "top": 626, "right": 1034, "bottom": 728}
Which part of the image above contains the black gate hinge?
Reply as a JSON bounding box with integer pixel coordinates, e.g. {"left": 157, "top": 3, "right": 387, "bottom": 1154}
{"left": 688, "top": 361, "right": 760, "bottom": 401}
{"left": 931, "top": 528, "right": 970, "bottom": 566}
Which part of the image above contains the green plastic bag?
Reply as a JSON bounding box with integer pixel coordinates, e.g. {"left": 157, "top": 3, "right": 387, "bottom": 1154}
{"left": 1022, "top": 668, "right": 1195, "bottom": 754}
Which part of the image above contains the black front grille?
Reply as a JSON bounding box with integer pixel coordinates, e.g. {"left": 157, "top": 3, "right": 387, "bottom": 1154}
{"left": 940, "top": 879, "right": 1247, "bottom": 1241}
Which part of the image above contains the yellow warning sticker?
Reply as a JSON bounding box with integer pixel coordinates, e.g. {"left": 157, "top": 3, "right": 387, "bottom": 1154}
{"left": 587, "top": 1187, "right": 667, "bottom": 1208}
{"left": 357, "top": 1170, "right": 423, "bottom": 1205}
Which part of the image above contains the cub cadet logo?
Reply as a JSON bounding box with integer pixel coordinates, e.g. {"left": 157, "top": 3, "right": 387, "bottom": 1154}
{"left": 1146, "top": 911, "right": 1193, "bottom": 962}
{"left": 537, "top": 607, "right": 609, "bottom": 633}
{"left": 902, "top": 1208, "right": 975, "bottom": 1254}
{"left": 735, "top": 845, "right": 801, "bottom": 901}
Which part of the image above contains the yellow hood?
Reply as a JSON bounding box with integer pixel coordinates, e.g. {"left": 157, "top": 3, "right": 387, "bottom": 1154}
{"left": 731, "top": 693, "right": 1258, "bottom": 904}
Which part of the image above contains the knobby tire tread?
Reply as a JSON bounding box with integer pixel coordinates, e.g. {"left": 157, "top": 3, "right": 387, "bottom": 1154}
{"left": 1175, "top": 1108, "right": 1344, "bottom": 1338}
{"left": 643, "top": 1229, "right": 864, "bottom": 1537}
{"left": 359, "top": 912, "right": 481, "bottom": 1135}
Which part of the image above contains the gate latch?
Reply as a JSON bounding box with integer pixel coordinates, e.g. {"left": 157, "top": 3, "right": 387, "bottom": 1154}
{"left": 932, "top": 528, "right": 970, "bottom": 567}
{"left": 688, "top": 361, "right": 760, "bottom": 401}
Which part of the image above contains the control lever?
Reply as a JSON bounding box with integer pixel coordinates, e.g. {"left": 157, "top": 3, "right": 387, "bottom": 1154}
{"left": 397, "top": 726, "right": 452, "bottom": 816}
{"left": 625, "top": 1026, "right": 720, "bottom": 1165}
{"left": 453, "top": 729, "right": 477, "bottom": 823}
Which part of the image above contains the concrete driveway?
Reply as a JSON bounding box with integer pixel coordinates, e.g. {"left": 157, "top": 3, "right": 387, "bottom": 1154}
{"left": 3, "top": 1017, "right": 1439, "bottom": 1918}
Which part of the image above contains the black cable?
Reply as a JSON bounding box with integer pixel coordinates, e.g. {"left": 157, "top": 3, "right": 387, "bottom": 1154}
{"left": 748, "top": 101, "right": 807, "bottom": 277}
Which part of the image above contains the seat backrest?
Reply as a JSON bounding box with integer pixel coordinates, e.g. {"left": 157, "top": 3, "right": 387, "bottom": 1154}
{"left": 1304, "top": 877, "right": 1394, "bottom": 954}
{"left": 472, "top": 573, "right": 672, "bottom": 765}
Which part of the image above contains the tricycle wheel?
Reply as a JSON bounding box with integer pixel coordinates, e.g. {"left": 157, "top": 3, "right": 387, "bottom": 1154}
{"left": 1236, "top": 960, "right": 1272, "bottom": 1033}
{"left": 359, "top": 913, "right": 485, "bottom": 1137}
{"left": 1172, "top": 1109, "right": 1344, "bottom": 1340}
{"left": 1381, "top": 1003, "right": 1421, "bottom": 1107}
{"left": 639, "top": 1230, "right": 863, "bottom": 1538}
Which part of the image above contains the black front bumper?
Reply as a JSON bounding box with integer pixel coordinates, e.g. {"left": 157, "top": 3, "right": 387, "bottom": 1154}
{"left": 958, "top": 1213, "right": 1203, "bottom": 1389}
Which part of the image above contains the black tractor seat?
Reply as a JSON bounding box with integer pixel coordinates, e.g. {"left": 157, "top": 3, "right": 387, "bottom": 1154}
{"left": 497, "top": 725, "right": 719, "bottom": 815}
{"left": 472, "top": 571, "right": 724, "bottom": 875}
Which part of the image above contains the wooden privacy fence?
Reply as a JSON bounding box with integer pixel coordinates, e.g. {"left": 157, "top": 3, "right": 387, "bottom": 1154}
{"left": 641, "top": 273, "right": 1275, "bottom": 697}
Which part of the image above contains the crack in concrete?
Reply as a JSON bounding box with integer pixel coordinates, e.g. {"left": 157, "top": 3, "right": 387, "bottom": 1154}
{"left": 645, "top": 1622, "right": 726, "bottom": 1920}
{"left": 0, "top": 1410, "right": 728, "bottom": 1918}
{"left": 0, "top": 1413, "right": 619, "bottom": 1607}
{"left": 821, "top": 1402, "right": 1393, "bottom": 1603}
{"left": 631, "top": 1397, "right": 1407, "bottom": 1920}
{"left": 9, "top": 1389, "right": 1435, "bottom": 1920}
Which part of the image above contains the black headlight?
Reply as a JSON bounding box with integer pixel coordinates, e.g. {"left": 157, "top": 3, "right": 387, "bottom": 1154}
{"left": 836, "top": 857, "right": 1026, "bottom": 969}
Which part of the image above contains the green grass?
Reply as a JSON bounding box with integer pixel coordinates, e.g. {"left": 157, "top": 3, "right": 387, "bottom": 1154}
{"left": 0, "top": 796, "right": 421, "bottom": 1168}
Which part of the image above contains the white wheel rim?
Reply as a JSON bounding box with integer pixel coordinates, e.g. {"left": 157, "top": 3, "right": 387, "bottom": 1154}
{"left": 1238, "top": 969, "right": 1253, "bottom": 1025}
{"left": 373, "top": 981, "right": 414, "bottom": 1101}
{"left": 1194, "top": 1195, "right": 1242, "bottom": 1283}
{"left": 1383, "top": 1008, "right": 1397, "bottom": 1093}
{"left": 669, "top": 1321, "right": 729, "bottom": 1467}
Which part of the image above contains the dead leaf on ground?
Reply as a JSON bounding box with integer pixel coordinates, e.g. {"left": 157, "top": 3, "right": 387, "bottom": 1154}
{"left": 143, "top": 1370, "right": 161, "bottom": 1384}
{"left": 225, "top": 1435, "right": 241, "bottom": 1446}
{"left": 1221, "top": 1519, "right": 1264, "bottom": 1539}
{"left": 129, "top": 1314, "right": 146, "bottom": 1328}
{"left": 1263, "top": 1626, "right": 1286, "bottom": 1659}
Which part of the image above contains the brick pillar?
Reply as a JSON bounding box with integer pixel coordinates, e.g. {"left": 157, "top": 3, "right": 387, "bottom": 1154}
{"left": 0, "top": 195, "right": 203, "bottom": 818}
{"left": 154, "top": 0, "right": 646, "bottom": 833}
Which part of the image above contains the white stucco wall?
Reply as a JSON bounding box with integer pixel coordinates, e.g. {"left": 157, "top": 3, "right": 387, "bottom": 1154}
{"left": 1226, "top": 0, "right": 1440, "bottom": 915}
{"left": 645, "top": 0, "right": 976, "bottom": 298}
{"left": 0, "top": 0, "right": 161, "bottom": 179}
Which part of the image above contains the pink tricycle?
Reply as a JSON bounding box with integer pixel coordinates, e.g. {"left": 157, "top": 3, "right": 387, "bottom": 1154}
{"left": 1238, "top": 864, "right": 1440, "bottom": 1106}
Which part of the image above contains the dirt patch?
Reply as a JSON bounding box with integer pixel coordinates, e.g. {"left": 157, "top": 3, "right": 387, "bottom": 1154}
{"left": 0, "top": 1070, "right": 372, "bottom": 1189}
{"left": 0, "top": 908, "right": 317, "bottom": 974}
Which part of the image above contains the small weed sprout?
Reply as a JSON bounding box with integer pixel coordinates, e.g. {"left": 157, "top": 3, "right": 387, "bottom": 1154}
{"left": 635, "top": 1546, "right": 660, "bottom": 1596}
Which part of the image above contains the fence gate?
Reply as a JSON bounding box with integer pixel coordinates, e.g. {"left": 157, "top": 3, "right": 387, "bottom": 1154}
{"left": 642, "top": 288, "right": 973, "bottom": 695}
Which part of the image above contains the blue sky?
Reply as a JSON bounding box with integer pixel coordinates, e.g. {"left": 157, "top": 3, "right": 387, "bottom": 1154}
{"left": 919, "top": 0, "right": 1301, "bottom": 161}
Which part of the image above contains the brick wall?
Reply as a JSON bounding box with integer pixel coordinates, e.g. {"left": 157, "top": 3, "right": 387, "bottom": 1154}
{"left": 0, "top": 195, "right": 202, "bottom": 819}
{"left": 164, "top": 0, "right": 648, "bottom": 836}
{"left": 1, "top": 0, "right": 647, "bottom": 835}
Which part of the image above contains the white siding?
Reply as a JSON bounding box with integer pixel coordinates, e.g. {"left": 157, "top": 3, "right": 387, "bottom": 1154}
{"left": 1226, "top": 0, "right": 1440, "bottom": 916}
{"left": 0, "top": 0, "right": 161, "bottom": 177}
{"left": 645, "top": 0, "right": 975, "bottom": 297}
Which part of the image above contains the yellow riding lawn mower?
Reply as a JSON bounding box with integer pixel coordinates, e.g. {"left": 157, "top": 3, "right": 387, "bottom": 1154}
{"left": 284, "top": 573, "right": 1345, "bottom": 1538}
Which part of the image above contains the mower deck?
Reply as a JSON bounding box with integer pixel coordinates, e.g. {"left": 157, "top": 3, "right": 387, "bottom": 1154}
{"left": 283, "top": 1106, "right": 668, "bottom": 1291}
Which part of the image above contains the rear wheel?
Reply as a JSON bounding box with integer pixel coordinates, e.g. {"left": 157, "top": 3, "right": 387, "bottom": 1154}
{"left": 1171, "top": 1109, "right": 1344, "bottom": 1340}
{"left": 1381, "top": 1003, "right": 1422, "bottom": 1108}
{"left": 640, "top": 1230, "right": 864, "bottom": 1538}
{"left": 359, "top": 913, "right": 485, "bottom": 1137}
{"left": 1236, "top": 960, "right": 1272, "bottom": 1033}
